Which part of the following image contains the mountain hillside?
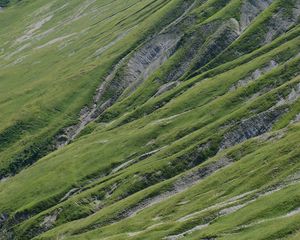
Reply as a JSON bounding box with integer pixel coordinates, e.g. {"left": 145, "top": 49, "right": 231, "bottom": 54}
{"left": 0, "top": 0, "right": 300, "bottom": 239}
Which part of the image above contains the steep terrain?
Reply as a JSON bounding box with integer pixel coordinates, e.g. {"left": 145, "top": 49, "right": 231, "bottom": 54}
{"left": 0, "top": 0, "right": 300, "bottom": 239}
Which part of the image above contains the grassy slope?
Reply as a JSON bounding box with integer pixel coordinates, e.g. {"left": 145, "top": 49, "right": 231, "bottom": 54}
{"left": 0, "top": 0, "right": 300, "bottom": 239}
{"left": 49, "top": 125, "right": 300, "bottom": 240}
{"left": 0, "top": 0, "right": 189, "bottom": 177}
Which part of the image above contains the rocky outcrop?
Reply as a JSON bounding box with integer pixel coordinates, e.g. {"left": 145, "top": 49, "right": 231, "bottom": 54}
{"left": 240, "top": 0, "right": 273, "bottom": 31}
{"left": 190, "top": 18, "right": 241, "bottom": 71}
{"left": 184, "top": 18, "right": 241, "bottom": 78}
{"left": 54, "top": 1, "right": 197, "bottom": 148}
{"left": 54, "top": 56, "right": 127, "bottom": 148}
{"left": 220, "top": 107, "right": 286, "bottom": 150}
{"left": 230, "top": 60, "right": 278, "bottom": 91}
{"left": 103, "top": 156, "right": 233, "bottom": 226}
{"left": 40, "top": 208, "right": 62, "bottom": 230}
{"left": 276, "top": 83, "right": 300, "bottom": 107}
{"left": 2, "top": 1, "right": 300, "bottom": 239}
{"left": 121, "top": 33, "right": 181, "bottom": 96}
{"left": 264, "top": 3, "right": 300, "bottom": 43}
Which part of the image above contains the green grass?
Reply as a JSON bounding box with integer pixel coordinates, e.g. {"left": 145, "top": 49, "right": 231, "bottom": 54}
{"left": 0, "top": 0, "right": 300, "bottom": 239}
{"left": 0, "top": 0, "right": 191, "bottom": 177}
{"left": 34, "top": 124, "right": 300, "bottom": 240}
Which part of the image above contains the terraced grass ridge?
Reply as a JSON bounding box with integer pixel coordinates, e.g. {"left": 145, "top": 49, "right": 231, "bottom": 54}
{"left": 0, "top": 0, "right": 300, "bottom": 239}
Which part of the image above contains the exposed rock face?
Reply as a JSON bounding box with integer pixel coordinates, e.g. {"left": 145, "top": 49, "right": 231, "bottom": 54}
{"left": 249, "top": 60, "right": 278, "bottom": 80}
{"left": 173, "top": 157, "right": 233, "bottom": 192}
{"left": 230, "top": 60, "right": 278, "bottom": 91}
{"left": 54, "top": 56, "right": 127, "bottom": 148}
{"left": 104, "top": 1, "right": 198, "bottom": 102}
{"left": 2, "top": 1, "right": 300, "bottom": 239}
{"left": 293, "top": 113, "right": 300, "bottom": 123}
{"left": 276, "top": 83, "right": 300, "bottom": 107}
{"left": 40, "top": 208, "right": 62, "bottom": 230}
{"left": 186, "top": 18, "right": 241, "bottom": 77}
{"left": 54, "top": 28, "right": 183, "bottom": 148}
{"left": 53, "top": 1, "right": 197, "bottom": 148}
{"left": 115, "top": 32, "right": 182, "bottom": 99}
{"left": 240, "top": 0, "right": 273, "bottom": 31}
{"left": 112, "top": 156, "right": 233, "bottom": 224}
{"left": 264, "top": 3, "right": 300, "bottom": 43}
{"left": 220, "top": 107, "right": 286, "bottom": 150}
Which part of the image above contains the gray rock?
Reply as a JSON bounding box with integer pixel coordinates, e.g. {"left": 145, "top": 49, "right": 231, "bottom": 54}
{"left": 220, "top": 107, "right": 286, "bottom": 150}
{"left": 240, "top": 0, "right": 273, "bottom": 32}
{"left": 122, "top": 32, "right": 181, "bottom": 96}
{"left": 40, "top": 208, "right": 62, "bottom": 230}
{"left": 229, "top": 60, "right": 278, "bottom": 92}
{"left": 264, "top": 3, "right": 300, "bottom": 43}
